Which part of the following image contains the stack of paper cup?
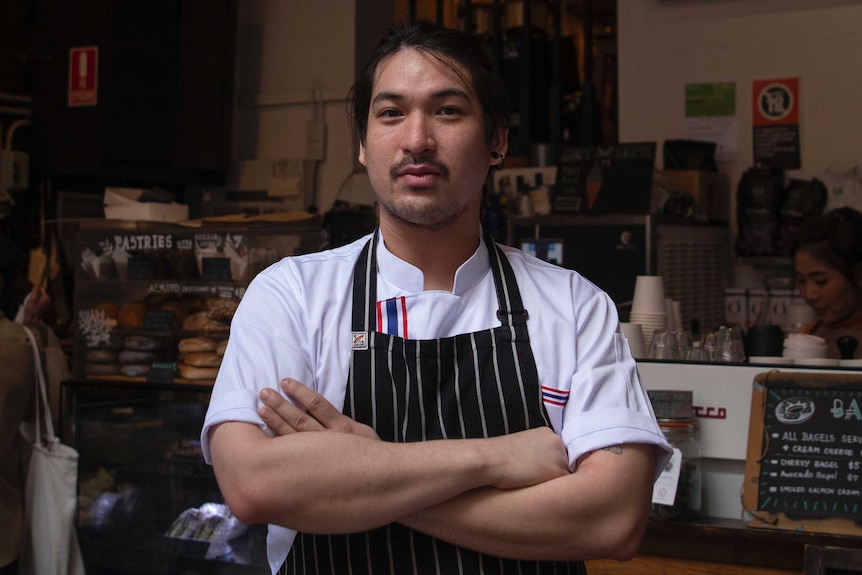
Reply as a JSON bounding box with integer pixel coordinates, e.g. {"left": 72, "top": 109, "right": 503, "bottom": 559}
{"left": 629, "top": 276, "right": 667, "bottom": 351}
{"left": 783, "top": 333, "right": 828, "bottom": 364}
{"left": 620, "top": 322, "right": 645, "bottom": 358}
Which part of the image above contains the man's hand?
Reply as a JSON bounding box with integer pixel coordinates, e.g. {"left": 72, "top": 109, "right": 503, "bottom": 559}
{"left": 259, "top": 377, "right": 380, "bottom": 440}
{"left": 484, "top": 426, "right": 568, "bottom": 490}
{"left": 23, "top": 284, "right": 51, "bottom": 324}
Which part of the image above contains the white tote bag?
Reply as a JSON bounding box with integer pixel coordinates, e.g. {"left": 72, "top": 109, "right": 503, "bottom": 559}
{"left": 18, "top": 326, "right": 86, "bottom": 575}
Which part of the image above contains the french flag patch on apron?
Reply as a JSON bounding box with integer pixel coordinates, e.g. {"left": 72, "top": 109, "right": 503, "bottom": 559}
{"left": 376, "top": 296, "right": 408, "bottom": 338}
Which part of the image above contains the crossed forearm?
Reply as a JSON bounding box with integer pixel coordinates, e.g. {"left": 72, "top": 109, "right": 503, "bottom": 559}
{"left": 210, "top": 379, "right": 652, "bottom": 561}
{"left": 209, "top": 421, "right": 567, "bottom": 533}
{"left": 400, "top": 443, "right": 656, "bottom": 562}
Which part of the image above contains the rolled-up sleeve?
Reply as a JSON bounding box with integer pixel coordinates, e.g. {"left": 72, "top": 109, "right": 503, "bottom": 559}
{"left": 559, "top": 290, "right": 672, "bottom": 475}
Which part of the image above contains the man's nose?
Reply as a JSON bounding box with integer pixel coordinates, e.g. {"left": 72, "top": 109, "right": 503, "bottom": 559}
{"left": 401, "top": 114, "right": 434, "bottom": 154}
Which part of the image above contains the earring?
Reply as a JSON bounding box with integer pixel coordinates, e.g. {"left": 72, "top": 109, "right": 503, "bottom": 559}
{"left": 491, "top": 151, "right": 505, "bottom": 171}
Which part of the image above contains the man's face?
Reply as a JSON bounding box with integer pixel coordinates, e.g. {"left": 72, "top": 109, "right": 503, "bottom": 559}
{"left": 359, "top": 48, "right": 504, "bottom": 231}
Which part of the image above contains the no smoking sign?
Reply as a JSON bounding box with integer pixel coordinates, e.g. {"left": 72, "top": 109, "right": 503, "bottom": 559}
{"left": 753, "top": 78, "right": 799, "bottom": 126}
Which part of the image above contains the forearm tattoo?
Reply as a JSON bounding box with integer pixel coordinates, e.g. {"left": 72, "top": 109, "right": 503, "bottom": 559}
{"left": 602, "top": 445, "right": 623, "bottom": 455}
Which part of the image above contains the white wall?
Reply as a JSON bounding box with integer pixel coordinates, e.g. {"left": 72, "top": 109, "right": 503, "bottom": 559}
{"left": 231, "top": 0, "right": 358, "bottom": 212}
{"left": 618, "top": 0, "right": 862, "bottom": 213}
{"left": 234, "top": 1, "right": 862, "bottom": 216}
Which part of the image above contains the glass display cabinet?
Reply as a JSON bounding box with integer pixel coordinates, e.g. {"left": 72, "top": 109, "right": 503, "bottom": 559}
{"left": 61, "top": 379, "right": 269, "bottom": 575}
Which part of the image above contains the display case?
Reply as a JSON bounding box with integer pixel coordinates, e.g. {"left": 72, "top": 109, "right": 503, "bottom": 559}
{"left": 72, "top": 218, "right": 324, "bottom": 384}
{"left": 61, "top": 379, "right": 269, "bottom": 574}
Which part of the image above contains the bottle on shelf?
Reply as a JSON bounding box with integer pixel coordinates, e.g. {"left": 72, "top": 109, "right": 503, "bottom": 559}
{"left": 529, "top": 171, "right": 552, "bottom": 215}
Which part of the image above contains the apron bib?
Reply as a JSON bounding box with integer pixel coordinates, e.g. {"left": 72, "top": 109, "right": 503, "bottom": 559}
{"left": 283, "top": 231, "right": 586, "bottom": 575}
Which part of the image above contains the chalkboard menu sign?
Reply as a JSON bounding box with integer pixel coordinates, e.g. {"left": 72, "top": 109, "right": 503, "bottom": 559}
{"left": 127, "top": 257, "right": 155, "bottom": 280}
{"left": 146, "top": 362, "right": 177, "bottom": 385}
{"left": 143, "top": 309, "right": 176, "bottom": 331}
{"left": 743, "top": 371, "right": 862, "bottom": 536}
{"left": 200, "top": 257, "right": 233, "bottom": 282}
{"left": 554, "top": 142, "right": 656, "bottom": 214}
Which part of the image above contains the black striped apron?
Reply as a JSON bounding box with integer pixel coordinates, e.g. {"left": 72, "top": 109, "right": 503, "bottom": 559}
{"left": 282, "top": 231, "right": 586, "bottom": 575}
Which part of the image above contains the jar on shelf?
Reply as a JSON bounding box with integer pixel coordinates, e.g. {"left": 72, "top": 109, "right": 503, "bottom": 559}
{"left": 650, "top": 418, "right": 702, "bottom": 520}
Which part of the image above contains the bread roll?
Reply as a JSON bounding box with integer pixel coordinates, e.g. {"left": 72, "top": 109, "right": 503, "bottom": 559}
{"left": 120, "top": 364, "right": 151, "bottom": 377}
{"left": 94, "top": 302, "right": 119, "bottom": 327}
{"left": 94, "top": 301, "right": 119, "bottom": 319}
{"left": 118, "top": 302, "right": 147, "bottom": 329}
{"left": 204, "top": 298, "right": 239, "bottom": 322}
{"left": 118, "top": 350, "right": 159, "bottom": 364}
{"left": 85, "top": 362, "right": 121, "bottom": 376}
{"left": 124, "top": 335, "right": 166, "bottom": 351}
{"left": 183, "top": 311, "right": 229, "bottom": 333}
{"left": 182, "top": 351, "right": 221, "bottom": 367}
{"left": 178, "top": 363, "right": 219, "bottom": 380}
{"left": 85, "top": 349, "right": 119, "bottom": 363}
{"left": 178, "top": 337, "right": 217, "bottom": 353}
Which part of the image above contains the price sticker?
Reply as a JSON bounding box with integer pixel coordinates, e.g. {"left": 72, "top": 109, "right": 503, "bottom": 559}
{"left": 652, "top": 447, "right": 683, "bottom": 506}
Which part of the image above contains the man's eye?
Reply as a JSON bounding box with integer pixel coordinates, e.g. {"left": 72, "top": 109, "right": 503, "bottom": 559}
{"left": 439, "top": 106, "right": 460, "bottom": 116}
{"left": 379, "top": 109, "right": 401, "bottom": 118}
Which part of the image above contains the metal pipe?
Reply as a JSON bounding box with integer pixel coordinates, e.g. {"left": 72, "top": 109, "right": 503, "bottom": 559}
{"left": 0, "top": 105, "right": 30, "bottom": 116}
{"left": 0, "top": 92, "right": 31, "bottom": 105}
{"left": 581, "top": 0, "right": 595, "bottom": 144}
{"left": 6, "top": 119, "right": 30, "bottom": 150}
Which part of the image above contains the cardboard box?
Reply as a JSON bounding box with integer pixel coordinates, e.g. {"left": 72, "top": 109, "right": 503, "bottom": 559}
{"left": 103, "top": 187, "right": 188, "bottom": 222}
{"left": 659, "top": 170, "right": 730, "bottom": 221}
{"left": 104, "top": 202, "right": 189, "bottom": 222}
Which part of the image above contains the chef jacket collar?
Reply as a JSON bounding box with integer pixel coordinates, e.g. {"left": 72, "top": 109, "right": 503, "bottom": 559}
{"left": 375, "top": 226, "right": 490, "bottom": 295}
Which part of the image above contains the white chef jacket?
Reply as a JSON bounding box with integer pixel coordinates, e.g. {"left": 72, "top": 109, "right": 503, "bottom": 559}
{"left": 201, "top": 230, "right": 672, "bottom": 573}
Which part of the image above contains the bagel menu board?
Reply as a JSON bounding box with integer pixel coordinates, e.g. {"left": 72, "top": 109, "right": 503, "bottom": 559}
{"left": 743, "top": 371, "right": 862, "bottom": 536}
{"left": 73, "top": 223, "right": 324, "bottom": 384}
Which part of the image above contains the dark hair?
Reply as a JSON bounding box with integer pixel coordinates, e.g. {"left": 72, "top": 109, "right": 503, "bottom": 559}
{"left": 793, "top": 206, "right": 862, "bottom": 284}
{"left": 348, "top": 20, "right": 509, "bottom": 148}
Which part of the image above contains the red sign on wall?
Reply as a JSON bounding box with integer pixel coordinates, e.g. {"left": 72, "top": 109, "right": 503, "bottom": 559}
{"left": 68, "top": 46, "right": 99, "bottom": 107}
{"left": 751, "top": 77, "right": 801, "bottom": 169}
{"left": 752, "top": 77, "right": 799, "bottom": 126}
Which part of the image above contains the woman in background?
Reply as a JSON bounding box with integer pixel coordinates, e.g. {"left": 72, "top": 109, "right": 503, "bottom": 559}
{"left": 793, "top": 206, "right": 862, "bottom": 359}
{"left": 0, "top": 232, "right": 53, "bottom": 575}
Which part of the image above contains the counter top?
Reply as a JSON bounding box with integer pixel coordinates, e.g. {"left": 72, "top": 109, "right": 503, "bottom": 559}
{"left": 637, "top": 516, "right": 861, "bottom": 571}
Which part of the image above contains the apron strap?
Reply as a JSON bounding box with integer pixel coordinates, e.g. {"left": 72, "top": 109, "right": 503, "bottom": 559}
{"left": 351, "top": 229, "right": 529, "bottom": 332}
{"left": 351, "top": 230, "right": 379, "bottom": 333}
{"left": 484, "top": 230, "right": 529, "bottom": 328}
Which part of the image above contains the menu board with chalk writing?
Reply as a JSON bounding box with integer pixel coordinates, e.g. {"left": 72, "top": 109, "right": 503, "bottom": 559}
{"left": 743, "top": 371, "right": 862, "bottom": 536}
{"left": 554, "top": 142, "right": 656, "bottom": 214}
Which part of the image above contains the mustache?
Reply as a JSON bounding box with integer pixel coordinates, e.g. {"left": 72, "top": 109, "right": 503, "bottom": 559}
{"left": 390, "top": 157, "right": 450, "bottom": 179}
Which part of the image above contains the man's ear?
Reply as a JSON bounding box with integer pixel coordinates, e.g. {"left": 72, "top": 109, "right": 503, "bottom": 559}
{"left": 358, "top": 141, "right": 367, "bottom": 167}
{"left": 491, "top": 127, "right": 509, "bottom": 159}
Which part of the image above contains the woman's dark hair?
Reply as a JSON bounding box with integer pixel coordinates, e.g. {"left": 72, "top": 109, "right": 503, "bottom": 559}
{"left": 793, "top": 206, "right": 862, "bottom": 284}
{"left": 348, "top": 20, "right": 509, "bottom": 148}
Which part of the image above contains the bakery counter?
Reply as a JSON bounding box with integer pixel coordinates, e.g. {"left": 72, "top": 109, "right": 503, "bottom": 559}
{"left": 586, "top": 516, "right": 862, "bottom": 574}
{"left": 636, "top": 360, "right": 862, "bottom": 521}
